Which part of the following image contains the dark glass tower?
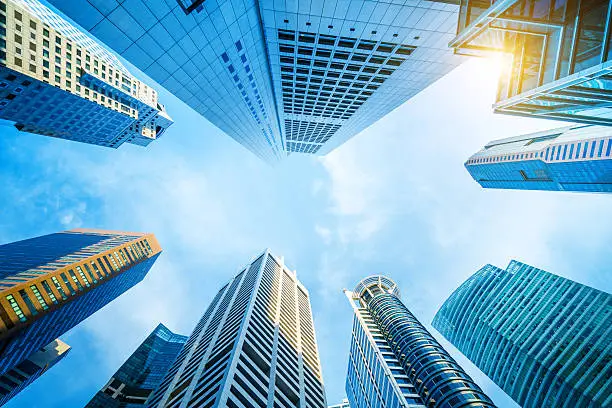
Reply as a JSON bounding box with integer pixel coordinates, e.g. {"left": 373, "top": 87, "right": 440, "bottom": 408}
{"left": 345, "top": 276, "right": 495, "bottom": 408}
{"left": 86, "top": 323, "right": 187, "bottom": 407}
{"left": 0, "top": 229, "right": 161, "bottom": 380}
{"left": 146, "top": 250, "right": 327, "bottom": 407}
{"left": 0, "top": 339, "right": 70, "bottom": 406}
{"left": 433, "top": 261, "right": 612, "bottom": 408}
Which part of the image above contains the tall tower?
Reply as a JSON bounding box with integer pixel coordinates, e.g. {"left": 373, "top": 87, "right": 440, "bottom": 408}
{"left": 465, "top": 125, "right": 612, "bottom": 193}
{"left": 87, "top": 323, "right": 187, "bottom": 407}
{"left": 0, "top": 0, "right": 172, "bottom": 148}
{"left": 48, "top": 0, "right": 464, "bottom": 160}
{"left": 0, "top": 338, "right": 70, "bottom": 406}
{"left": 0, "top": 229, "right": 161, "bottom": 379}
{"left": 345, "top": 276, "right": 495, "bottom": 408}
{"left": 146, "top": 250, "right": 326, "bottom": 407}
{"left": 433, "top": 261, "right": 612, "bottom": 408}
{"left": 450, "top": 0, "right": 612, "bottom": 127}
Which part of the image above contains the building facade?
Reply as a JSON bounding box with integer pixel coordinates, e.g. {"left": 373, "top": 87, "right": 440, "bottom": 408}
{"left": 49, "top": 0, "right": 464, "bottom": 160}
{"left": 0, "top": 0, "right": 172, "bottom": 148}
{"left": 465, "top": 125, "right": 612, "bottom": 192}
{"left": 345, "top": 276, "right": 495, "bottom": 408}
{"left": 433, "top": 261, "right": 612, "bottom": 408}
{"left": 87, "top": 323, "right": 187, "bottom": 407}
{"left": 0, "top": 229, "right": 161, "bottom": 378}
{"left": 146, "top": 250, "right": 326, "bottom": 407}
{"left": 0, "top": 338, "right": 70, "bottom": 406}
{"left": 450, "top": 0, "right": 612, "bottom": 126}
{"left": 328, "top": 398, "right": 350, "bottom": 408}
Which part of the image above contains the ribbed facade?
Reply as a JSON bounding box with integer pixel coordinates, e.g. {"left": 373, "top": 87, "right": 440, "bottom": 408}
{"left": 146, "top": 250, "right": 326, "bottom": 408}
{"left": 48, "top": 0, "right": 464, "bottom": 160}
{"left": 433, "top": 261, "right": 612, "bottom": 408}
{"left": 0, "top": 229, "right": 161, "bottom": 379}
{"left": 465, "top": 125, "right": 612, "bottom": 193}
{"left": 0, "top": 0, "right": 172, "bottom": 148}
{"left": 345, "top": 276, "right": 494, "bottom": 408}
{"left": 87, "top": 323, "right": 187, "bottom": 407}
{"left": 0, "top": 338, "right": 70, "bottom": 406}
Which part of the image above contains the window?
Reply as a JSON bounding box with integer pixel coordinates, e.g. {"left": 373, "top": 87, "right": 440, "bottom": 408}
{"left": 590, "top": 141, "right": 596, "bottom": 158}
{"left": 68, "top": 270, "right": 83, "bottom": 290}
{"left": 75, "top": 266, "right": 91, "bottom": 287}
{"left": 6, "top": 295, "right": 26, "bottom": 322}
{"left": 51, "top": 276, "right": 68, "bottom": 300}
{"left": 29, "top": 285, "right": 48, "bottom": 310}
{"left": 40, "top": 281, "right": 58, "bottom": 304}
{"left": 597, "top": 139, "right": 604, "bottom": 157}
{"left": 83, "top": 263, "right": 97, "bottom": 283}
{"left": 60, "top": 273, "right": 76, "bottom": 295}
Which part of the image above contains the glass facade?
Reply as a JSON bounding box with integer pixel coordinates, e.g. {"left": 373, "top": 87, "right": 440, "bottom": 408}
{"left": 49, "top": 0, "right": 464, "bottom": 160}
{"left": 328, "top": 398, "right": 350, "bottom": 408}
{"left": 146, "top": 250, "right": 326, "bottom": 407}
{"left": 345, "top": 276, "right": 495, "bottom": 408}
{"left": 433, "top": 261, "right": 612, "bottom": 408}
{"left": 0, "top": 229, "right": 162, "bottom": 380}
{"left": 451, "top": 0, "right": 612, "bottom": 126}
{"left": 466, "top": 124, "right": 612, "bottom": 192}
{"left": 0, "top": 338, "right": 70, "bottom": 406}
{"left": 0, "top": 0, "right": 172, "bottom": 148}
{"left": 86, "top": 323, "right": 187, "bottom": 407}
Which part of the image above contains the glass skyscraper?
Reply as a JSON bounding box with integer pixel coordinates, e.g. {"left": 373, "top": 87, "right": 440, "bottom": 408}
{"left": 49, "top": 0, "right": 464, "bottom": 160}
{"left": 451, "top": 0, "right": 612, "bottom": 127}
{"left": 0, "top": 338, "right": 70, "bottom": 406}
{"left": 0, "top": 229, "right": 161, "bottom": 380}
{"left": 345, "top": 276, "right": 495, "bottom": 408}
{"left": 146, "top": 250, "right": 326, "bottom": 407}
{"left": 0, "top": 0, "right": 172, "bottom": 148}
{"left": 86, "top": 323, "right": 187, "bottom": 407}
{"left": 466, "top": 124, "right": 612, "bottom": 192}
{"left": 433, "top": 261, "right": 612, "bottom": 408}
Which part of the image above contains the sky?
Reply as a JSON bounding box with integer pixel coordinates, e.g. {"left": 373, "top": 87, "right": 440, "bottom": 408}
{"left": 1, "top": 51, "right": 611, "bottom": 407}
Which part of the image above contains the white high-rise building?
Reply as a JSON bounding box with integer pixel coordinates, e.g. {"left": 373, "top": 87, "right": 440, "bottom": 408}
{"left": 0, "top": 0, "right": 172, "bottom": 148}
{"left": 147, "top": 250, "right": 327, "bottom": 407}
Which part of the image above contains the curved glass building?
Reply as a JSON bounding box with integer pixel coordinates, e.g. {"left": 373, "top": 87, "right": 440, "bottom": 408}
{"left": 345, "top": 276, "right": 495, "bottom": 408}
{"left": 433, "top": 261, "right": 612, "bottom": 408}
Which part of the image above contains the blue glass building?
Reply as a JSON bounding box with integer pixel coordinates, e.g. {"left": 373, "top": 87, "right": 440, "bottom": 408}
{"left": 146, "top": 250, "right": 326, "bottom": 407}
{"left": 345, "top": 276, "right": 495, "bottom": 408}
{"left": 0, "top": 339, "right": 70, "bottom": 406}
{"left": 0, "top": 0, "right": 172, "bottom": 148}
{"left": 49, "top": 0, "right": 464, "bottom": 160}
{"left": 433, "top": 261, "right": 612, "bottom": 408}
{"left": 86, "top": 323, "right": 187, "bottom": 407}
{"left": 450, "top": 0, "right": 612, "bottom": 127}
{"left": 466, "top": 125, "right": 612, "bottom": 192}
{"left": 0, "top": 229, "right": 161, "bottom": 381}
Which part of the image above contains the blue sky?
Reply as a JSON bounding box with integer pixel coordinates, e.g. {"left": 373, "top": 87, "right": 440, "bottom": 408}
{"left": 1, "top": 54, "right": 611, "bottom": 408}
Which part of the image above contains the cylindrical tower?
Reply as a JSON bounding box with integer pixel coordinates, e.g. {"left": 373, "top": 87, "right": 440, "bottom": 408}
{"left": 351, "top": 275, "right": 496, "bottom": 408}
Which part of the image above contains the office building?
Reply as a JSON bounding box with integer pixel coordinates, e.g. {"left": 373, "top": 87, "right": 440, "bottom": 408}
{"left": 0, "top": 229, "right": 161, "bottom": 378}
{"left": 0, "top": 0, "right": 172, "bottom": 148}
{"left": 466, "top": 125, "right": 612, "bottom": 192}
{"left": 433, "top": 261, "right": 612, "bottom": 408}
{"left": 50, "top": 0, "right": 464, "bottom": 160}
{"left": 146, "top": 250, "right": 327, "bottom": 407}
{"left": 86, "top": 323, "right": 187, "bottom": 407}
{"left": 450, "top": 0, "right": 612, "bottom": 126}
{"left": 329, "top": 398, "right": 350, "bottom": 408}
{"left": 345, "top": 276, "right": 495, "bottom": 408}
{"left": 0, "top": 339, "right": 70, "bottom": 406}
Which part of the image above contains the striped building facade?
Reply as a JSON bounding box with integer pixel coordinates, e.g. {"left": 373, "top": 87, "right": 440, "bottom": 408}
{"left": 433, "top": 261, "right": 612, "bottom": 408}
{"left": 146, "top": 250, "right": 326, "bottom": 407}
{"left": 345, "top": 276, "right": 495, "bottom": 408}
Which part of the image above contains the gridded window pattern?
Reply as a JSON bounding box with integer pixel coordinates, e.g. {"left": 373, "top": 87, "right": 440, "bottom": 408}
{"left": 284, "top": 119, "right": 341, "bottom": 145}
{"left": 278, "top": 30, "right": 414, "bottom": 121}
{"left": 286, "top": 141, "right": 322, "bottom": 154}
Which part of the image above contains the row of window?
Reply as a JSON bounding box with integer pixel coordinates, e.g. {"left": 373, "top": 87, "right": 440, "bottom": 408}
{"left": 468, "top": 137, "right": 612, "bottom": 165}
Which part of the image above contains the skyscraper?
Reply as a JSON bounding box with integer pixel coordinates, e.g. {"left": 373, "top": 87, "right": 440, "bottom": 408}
{"left": 49, "top": 0, "right": 464, "bottom": 160}
{"left": 0, "top": 0, "right": 172, "bottom": 148}
{"left": 328, "top": 398, "right": 350, "bottom": 408}
{"left": 345, "top": 276, "right": 495, "bottom": 408}
{"left": 86, "top": 323, "right": 187, "bottom": 407}
{"left": 465, "top": 125, "right": 612, "bottom": 192}
{"left": 0, "top": 229, "right": 161, "bottom": 379}
{"left": 433, "top": 261, "right": 612, "bottom": 408}
{"left": 0, "top": 338, "right": 70, "bottom": 406}
{"left": 450, "top": 0, "right": 612, "bottom": 126}
{"left": 146, "top": 250, "right": 327, "bottom": 407}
